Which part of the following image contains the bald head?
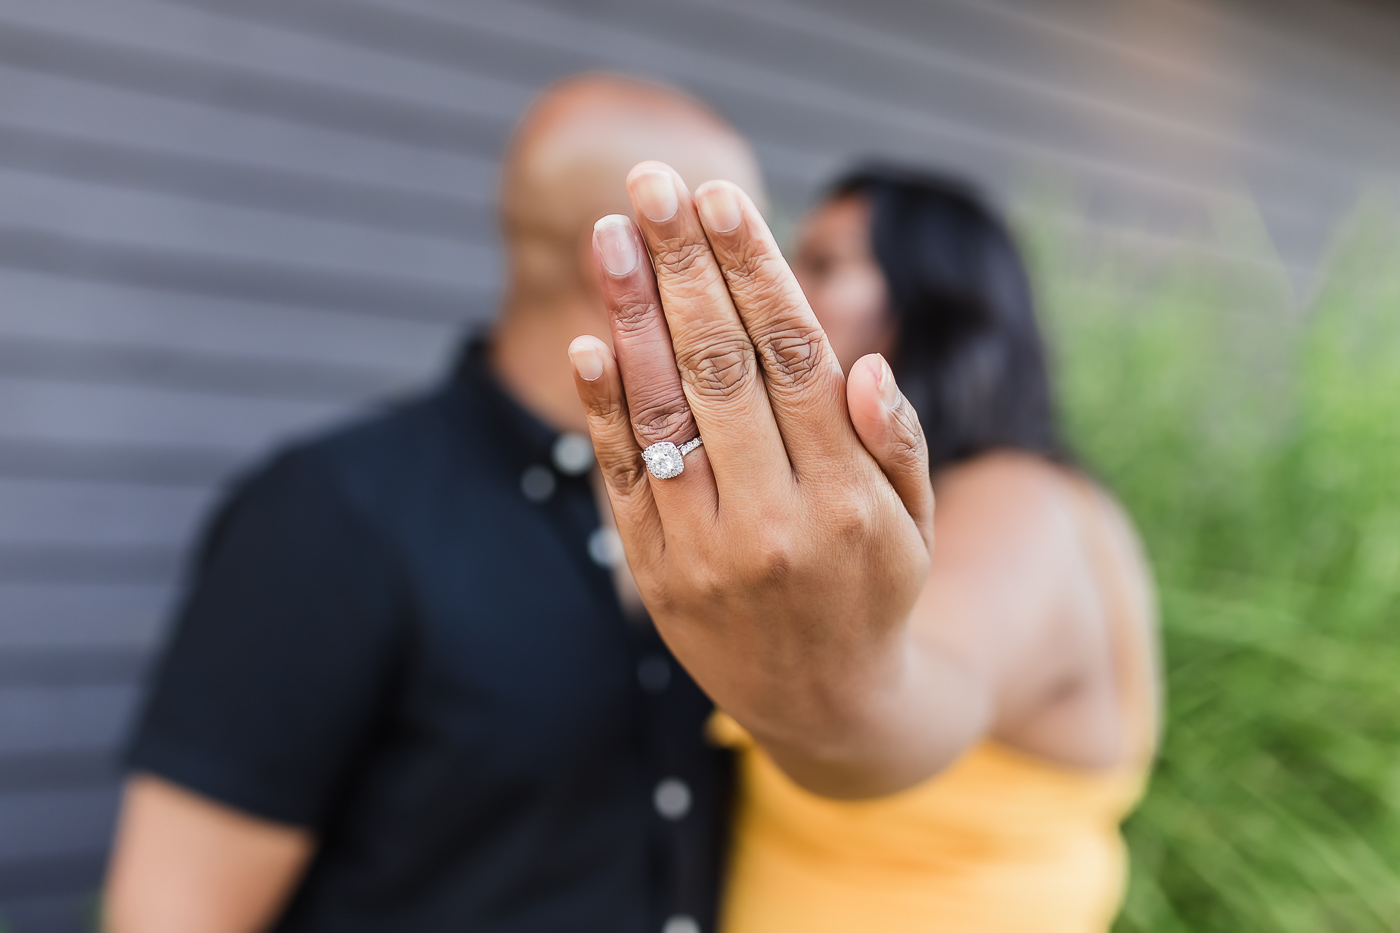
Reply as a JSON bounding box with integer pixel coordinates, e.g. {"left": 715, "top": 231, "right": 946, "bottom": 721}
{"left": 500, "top": 74, "right": 765, "bottom": 308}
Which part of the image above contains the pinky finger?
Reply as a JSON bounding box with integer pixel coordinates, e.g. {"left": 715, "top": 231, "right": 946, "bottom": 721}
{"left": 847, "top": 353, "right": 934, "bottom": 549}
{"left": 569, "top": 335, "right": 667, "bottom": 569}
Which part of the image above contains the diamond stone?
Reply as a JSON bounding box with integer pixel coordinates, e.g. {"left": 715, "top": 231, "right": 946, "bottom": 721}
{"left": 643, "top": 441, "right": 685, "bottom": 479}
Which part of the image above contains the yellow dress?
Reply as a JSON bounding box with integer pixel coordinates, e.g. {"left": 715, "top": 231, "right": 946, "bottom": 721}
{"left": 713, "top": 715, "right": 1150, "bottom": 933}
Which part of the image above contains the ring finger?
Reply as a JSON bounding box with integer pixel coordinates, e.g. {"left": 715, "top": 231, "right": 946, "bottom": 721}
{"left": 593, "top": 214, "right": 719, "bottom": 523}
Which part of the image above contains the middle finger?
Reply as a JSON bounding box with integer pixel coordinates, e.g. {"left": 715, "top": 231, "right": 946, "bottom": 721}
{"left": 626, "top": 162, "right": 790, "bottom": 498}
{"left": 693, "top": 180, "right": 851, "bottom": 470}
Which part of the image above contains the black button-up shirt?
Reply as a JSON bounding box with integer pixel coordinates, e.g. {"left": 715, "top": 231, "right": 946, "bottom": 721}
{"left": 129, "top": 339, "right": 731, "bottom": 932}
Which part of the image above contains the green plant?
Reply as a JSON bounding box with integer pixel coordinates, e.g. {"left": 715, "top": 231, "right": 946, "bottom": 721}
{"left": 1019, "top": 192, "right": 1400, "bottom": 931}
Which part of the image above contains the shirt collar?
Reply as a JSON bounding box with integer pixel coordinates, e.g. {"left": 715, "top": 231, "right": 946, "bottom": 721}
{"left": 449, "top": 334, "right": 567, "bottom": 468}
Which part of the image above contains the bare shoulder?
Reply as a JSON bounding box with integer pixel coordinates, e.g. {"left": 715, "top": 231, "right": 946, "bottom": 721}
{"left": 931, "top": 452, "right": 1159, "bottom": 762}
{"left": 1062, "top": 469, "right": 1156, "bottom": 615}
{"left": 1056, "top": 464, "right": 1161, "bottom": 756}
{"left": 936, "top": 448, "right": 1068, "bottom": 493}
{"left": 933, "top": 450, "right": 1081, "bottom": 546}
{"left": 937, "top": 452, "right": 1146, "bottom": 563}
{"left": 933, "top": 451, "right": 1155, "bottom": 631}
{"left": 1079, "top": 478, "right": 1153, "bottom": 580}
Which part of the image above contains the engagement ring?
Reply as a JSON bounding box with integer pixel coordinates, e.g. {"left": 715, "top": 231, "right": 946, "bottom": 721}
{"left": 643, "top": 437, "right": 703, "bottom": 479}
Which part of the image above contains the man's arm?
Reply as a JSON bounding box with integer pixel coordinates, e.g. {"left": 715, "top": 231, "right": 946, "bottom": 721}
{"left": 109, "top": 448, "right": 405, "bottom": 928}
{"left": 105, "top": 775, "right": 314, "bottom": 933}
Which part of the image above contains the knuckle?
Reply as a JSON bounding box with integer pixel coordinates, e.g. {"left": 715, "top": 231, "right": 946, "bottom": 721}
{"left": 748, "top": 531, "right": 795, "bottom": 584}
{"left": 722, "top": 241, "right": 770, "bottom": 285}
{"left": 728, "top": 518, "right": 797, "bottom": 585}
{"left": 827, "top": 493, "right": 877, "bottom": 538}
{"left": 719, "top": 243, "right": 831, "bottom": 391}
{"left": 629, "top": 392, "right": 695, "bottom": 445}
{"left": 678, "top": 330, "right": 758, "bottom": 399}
{"left": 755, "top": 323, "right": 829, "bottom": 389}
{"left": 652, "top": 240, "right": 729, "bottom": 303}
{"left": 889, "top": 399, "right": 928, "bottom": 462}
{"left": 653, "top": 237, "right": 714, "bottom": 280}
{"left": 651, "top": 588, "right": 683, "bottom": 620}
{"left": 611, "top": 292, "right": 661, "bottom": 336}
{"left": 682, "top": 560, "right": 728, "bottom": 604}
{"left": 639, "top": 572, "right": 679, "bottom": 615}
{"left": 604, "top": 455, "right": 650, "bottom": 499}
{"left": 892, "top": 431, "right": 924, "bottom": 464}
{"left": 582, "top": 383, "right": 625, "bottom": 423}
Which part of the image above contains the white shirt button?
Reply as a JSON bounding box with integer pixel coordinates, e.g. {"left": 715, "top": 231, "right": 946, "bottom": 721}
{"left": 653, "top": 777, "right": 692, "bottom": 821}
{"left": 637, "top": 655, "right": 671, "bottom": 694}
{"left": 520, "top": 465, "right": 556, "bottom": 503}
{"left": 587, "top": 527, "right": 624, "bottom": 568}
{"left": 662, "top": 916, "right": 700, "bottom": 933}
{"left": 552, "top": 432, "right": 595, "bottom": 475}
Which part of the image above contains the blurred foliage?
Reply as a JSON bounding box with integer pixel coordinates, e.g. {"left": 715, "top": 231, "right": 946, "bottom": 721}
{"left": 1019, "top": 191, "right": 1400, "bottom": 931}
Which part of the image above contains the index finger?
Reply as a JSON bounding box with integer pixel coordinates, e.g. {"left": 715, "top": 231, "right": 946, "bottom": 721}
{"left": 693, "top": 180, "right": 852, "bottom": 469}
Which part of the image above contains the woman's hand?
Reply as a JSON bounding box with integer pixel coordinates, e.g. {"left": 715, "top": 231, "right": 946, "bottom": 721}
{"left": 569, "top": 161, "right": 934, "bottom": 795}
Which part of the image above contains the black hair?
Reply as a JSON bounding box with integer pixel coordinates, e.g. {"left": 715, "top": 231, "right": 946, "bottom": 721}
{"left": 828, "top": 164, "right": 1070, "bottom": 473}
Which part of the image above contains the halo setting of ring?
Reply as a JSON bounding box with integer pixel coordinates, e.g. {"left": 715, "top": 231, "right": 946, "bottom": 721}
{"left": 643, "top": 437, "right": 703, "bottom": 479}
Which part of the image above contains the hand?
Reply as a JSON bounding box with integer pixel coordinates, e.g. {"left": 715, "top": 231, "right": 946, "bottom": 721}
{"left": 569, "top": 161, "right": 934, "bottom": 795}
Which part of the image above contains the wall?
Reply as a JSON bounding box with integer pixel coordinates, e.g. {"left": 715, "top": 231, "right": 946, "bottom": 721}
{"left": 1, "top": 0, "right": 1397, "bottom": 929}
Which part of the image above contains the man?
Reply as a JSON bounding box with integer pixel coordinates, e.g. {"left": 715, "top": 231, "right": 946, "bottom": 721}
{"left": 104, "top": 75, "right": 765, "bottom": 933}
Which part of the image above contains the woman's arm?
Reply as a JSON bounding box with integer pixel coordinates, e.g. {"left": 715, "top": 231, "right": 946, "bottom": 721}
{"left": 751, "top": 451, "right": 1124, "bottom": 797}
{"left": 570, "top": 163, "right": 1141, "bottom": 800}
{"left": 104, "top": 774, "right": 314, "bottom": 933}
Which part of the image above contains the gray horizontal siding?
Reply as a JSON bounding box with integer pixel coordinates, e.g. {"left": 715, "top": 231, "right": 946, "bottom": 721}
{"left": 0, "top": 169, "right": 497, "bottom": 289}
{"left": 0, "top": 270, "right": 460, "bottom": 372}
{"left": 0, "top": 338, "right": 418, "bottom": 403}
{"left": 0, "top": 478, "right": 213, "bottom": 546}
{"left": 0, "top": 225, "right": 493, "bottom": 323}
{"left": 0, "top": 788, "right": 121, "bottom": 864}
{"left": 0, "top": 0, "right": 1397, "bottom": 928}
{"left": 0, "top": 547, "right": 182, "bottom": 585}
{"left": 0, "top": 584, "right": 174, "bottom": 649}
{"left": 0, "top": 377, "right": 355, "bottom": 447}
{"left": 0, "top": 884, "right": 100, "bottom": 926}
{"left": 0, "top": 686, "right": 141, "bottom": 755}
{"left": 0, "top": 439, "right": 244, "bottom": 486}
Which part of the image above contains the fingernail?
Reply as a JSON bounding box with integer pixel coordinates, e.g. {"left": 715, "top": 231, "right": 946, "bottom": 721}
{"left": 876, "top": 355, "right": 900, "bottom": 409}
{"left": 594, "top": 216, "right": 639, "bottom": 276}
{"left": 632, "top": 170, "right": 679, "bottom": 223}
{"left": 696, "top": 183, "right": 742, "bottom": 233}
{"left": 570, "top": 340, "right": 605, "bottom": 382}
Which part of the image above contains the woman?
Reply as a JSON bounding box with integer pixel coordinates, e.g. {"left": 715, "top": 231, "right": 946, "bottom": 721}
{"left": 712, "top": 167, "right": 1160, "bottom": 932}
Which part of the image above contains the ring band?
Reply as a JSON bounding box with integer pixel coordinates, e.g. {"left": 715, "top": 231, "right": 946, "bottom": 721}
{"left": 642, "top": 436, "right": 704, "bottom": 479}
